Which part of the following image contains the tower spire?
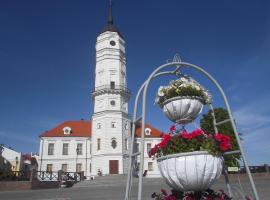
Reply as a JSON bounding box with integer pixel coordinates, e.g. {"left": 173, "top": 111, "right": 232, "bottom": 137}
{"left": 108, "top": 0, "right": 113, "bottom": 25}
{"left": 100, "top": 1, "right": 123, "bottom": 37}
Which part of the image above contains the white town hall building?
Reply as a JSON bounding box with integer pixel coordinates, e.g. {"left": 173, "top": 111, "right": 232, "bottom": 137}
{"left": 38, "top": 5, "right": 162, "bottom": 179}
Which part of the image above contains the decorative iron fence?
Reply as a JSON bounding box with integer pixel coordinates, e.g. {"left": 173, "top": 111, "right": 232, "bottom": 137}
{"left": 0, "top": 170, "right": 31, "bottom": 181}
{"left": 36, "top": 171, "right": 82, "bottom": 182}
{"left": 37, "top": 171, "right": 58, "bottom": 181}
{"left": 60, "top": 172, "right": 81, "bottom": 182}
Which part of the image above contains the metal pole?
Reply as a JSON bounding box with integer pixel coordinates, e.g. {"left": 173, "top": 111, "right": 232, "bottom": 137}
{"left": 125, "top": 60, "right": 259, "bottom": 200}
{"left": 208, "top": 104, "right": 233, "bottom": 197}
{"left": 180, "top": 62, "right": 259, "bottom": 200}
{"left": 124, "top": 71, "right": 175, "bottom": 200}
{"left": 138, "top": 64, "right": 180, "bottom": 200}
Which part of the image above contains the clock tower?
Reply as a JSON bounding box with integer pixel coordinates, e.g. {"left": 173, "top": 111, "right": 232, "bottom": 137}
{"left": 91, "top": 3, "right": 131, "bottom": 175}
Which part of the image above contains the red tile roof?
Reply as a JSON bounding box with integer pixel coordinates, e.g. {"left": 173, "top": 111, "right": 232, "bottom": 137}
{"left": 40, "top": 120, "right": 162, "bottom": 138}
{"left": 135, "top": 123, "right": 163, "bottom": 138}
{"left": 40, "top": 121, "right": 91, "bottom": 137}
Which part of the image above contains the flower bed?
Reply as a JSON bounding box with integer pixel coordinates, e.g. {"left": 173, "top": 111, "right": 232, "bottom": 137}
{"left": 148, "top": 128, "right": 232, "bottom": 159}
{"left": 155, "top": 77, "right": 212, "bottom": 107}
{"left": 151, "top": 188, "right": 233, "bottom": 200}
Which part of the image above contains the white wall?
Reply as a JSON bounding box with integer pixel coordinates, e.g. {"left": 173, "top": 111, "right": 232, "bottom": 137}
{"left": 1, "top": 146, "right": 22, "bottom": 171}
{"left": 135, "top": 138, "right": 162, "bottom": 177}
{"left": 38, "top": 137, "right": 92, "bottom": 179}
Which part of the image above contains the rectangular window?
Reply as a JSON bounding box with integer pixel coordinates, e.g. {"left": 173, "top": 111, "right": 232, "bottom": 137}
{"left": 77, "top": 143, "right": 83, "bottom": 155}
{"left": 147, "top": 143, "right": 152, "bottom": 154}
{"left": 62, "top": 143, "right": 69, "bottom": 155}
{"left": 125, "top": 139, "right": 128, "bottom": 150}
{"left": 125, "top": 123, "right": 128, "bottom": 130}
{"left": 97, "top": 138, "right": 101, "bottom": 151}
{"left": 90, "top": 144, "right": 92, "bottom": 154}
{"left": 48, "top": 143, "right": 54, "bottom": 155}
{"left": 111, "top": 122, "right": 116, "bottom": 128}
{"left": 110, "top": 81, "right": 115, "bottom": 89}
{"left": 76, "top": 163, "right": 82, "bottom": 172}
{"left": 97, "top": 123, "right": 101, "bottom": 129}
{"left": 62, "top": 164, "right": 67, "bottom": 172}
{"left": 136, "top": 143, "right": 139, "bottom": 152}
{"left": 46, "top": 164, "right": 53, "bottom": 172}
{"left": 148, "top": 162, "right": 153, "bottom": 171}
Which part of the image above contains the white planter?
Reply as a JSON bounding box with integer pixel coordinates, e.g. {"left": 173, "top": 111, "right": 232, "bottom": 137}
{"left": 162, "top": 97, "right": 203, "bottom": 124}
{"left": 157, "top": 151, "right": 223, "bottom": 191}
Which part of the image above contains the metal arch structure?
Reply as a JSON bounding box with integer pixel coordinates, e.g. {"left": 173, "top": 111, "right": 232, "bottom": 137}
{"left": 124, "top": 60, "right": 260, "bottom": 200}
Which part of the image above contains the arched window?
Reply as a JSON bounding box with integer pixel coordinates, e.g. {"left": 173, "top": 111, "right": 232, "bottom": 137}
{"left": 97, "top": 138, "right": 101, "bottom": 151}
{"left": 111, "top": 138, "right": 117, "bottom": 149}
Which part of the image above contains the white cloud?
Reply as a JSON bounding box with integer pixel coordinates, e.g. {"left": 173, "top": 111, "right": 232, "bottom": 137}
{"left": 233, "top": 97, "right": 270, "bottom": 164}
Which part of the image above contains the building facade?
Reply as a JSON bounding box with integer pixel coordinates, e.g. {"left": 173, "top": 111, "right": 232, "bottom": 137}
{"left": 38, "top": 4, "right": 162, "bottom": 179}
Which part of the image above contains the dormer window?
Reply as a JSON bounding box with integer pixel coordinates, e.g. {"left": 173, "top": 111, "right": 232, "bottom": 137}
{"left": 63, "top": 127, "right": 72, "bottom": 135}
{"left": 145, "top": 128, "right": 151, "bottom": 136}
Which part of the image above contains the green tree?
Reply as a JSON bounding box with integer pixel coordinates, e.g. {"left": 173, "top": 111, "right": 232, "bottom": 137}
{"left": 200, "top": 107, "right": 240, "bottom": 167}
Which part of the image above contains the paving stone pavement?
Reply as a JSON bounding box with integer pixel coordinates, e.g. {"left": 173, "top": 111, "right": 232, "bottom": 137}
{"left": 0, "top": 174, "right": 269, "bottom": 200}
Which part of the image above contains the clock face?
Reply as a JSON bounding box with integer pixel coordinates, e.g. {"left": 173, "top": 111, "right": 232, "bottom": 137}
{"left": 110, "top": 100, "right": 116, "bottom": 106}
{"left": 110, "top": 40, "right": 116, "bottom": 46}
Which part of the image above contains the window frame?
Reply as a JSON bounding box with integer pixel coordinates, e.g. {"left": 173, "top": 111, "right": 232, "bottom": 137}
{"left": 46, "top": 164, "right": 53, "bottom": 172}
{"left": 77, "top": 143, "right": 83, "bottom": 155}
{"left": 62, "top": 143, "right": 69, "bottom": 155}
{"left": 147, "top": 143, "right": 152, "bottom": 154}
{"left": 97, "top": 138, "right": 101, "bottom": 151}
{"left": 148, "top": 162, "right": 153, "bottom": 171}
{"left": 62, "top": 164, "right": 67, "bottom": 172}
{"left": 48, "top": 143, "right": 54, "bottom": 155}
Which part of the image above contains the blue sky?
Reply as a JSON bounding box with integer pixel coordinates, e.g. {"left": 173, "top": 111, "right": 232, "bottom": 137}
{"left": 0, "top": 0, "right": 269, "bottom": 165}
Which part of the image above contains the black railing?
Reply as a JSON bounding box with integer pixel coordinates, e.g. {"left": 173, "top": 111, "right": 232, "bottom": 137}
{"left": 36, "top": 171, "right": 82, "bottom": 182}
{"left": 92, "top": 84, "right": 131, "bottom": 95}
{"left": 37, "top": 171, "right": 58, "bottom": 181}
{"left": 60, "top": 172, "right": 81, "bottom": 182}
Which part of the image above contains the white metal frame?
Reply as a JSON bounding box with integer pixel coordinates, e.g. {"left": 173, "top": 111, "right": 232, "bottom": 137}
{"left": 124, "top": 58, "right": 260, "bottom": 200}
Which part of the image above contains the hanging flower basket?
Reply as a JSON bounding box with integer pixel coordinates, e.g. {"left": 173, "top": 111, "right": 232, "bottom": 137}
{"left": 161, "top": 96, "right": 203, "bottom": 124}
{"left": 155, "top": 76, "right": 212, "bottom": 124}
{"left": 157, "top": 151, "right": 223, "bottom": 192}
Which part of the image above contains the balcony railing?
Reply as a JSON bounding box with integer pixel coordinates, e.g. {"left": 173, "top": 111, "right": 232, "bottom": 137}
{"left": 92, "top": 84, "right": 131, "bottom": 97}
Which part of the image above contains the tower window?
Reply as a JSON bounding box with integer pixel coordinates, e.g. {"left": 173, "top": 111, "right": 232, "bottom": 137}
{"left": 97, "top": 123, "right": 101, "bottom": 129}
{"left": 111, "top": 138, "right": 117, "bottom": 149}
{"left": 111, "top": 122, "right": 116, "bottom": 128}
{"left": 97, "top": 138, "right": 101, "bottom": 151}
{"left": 110, "top": 81, "right": 115, "bottom": 89}
{"left": 125, "top": 138, "right": 128, "bottom": 150}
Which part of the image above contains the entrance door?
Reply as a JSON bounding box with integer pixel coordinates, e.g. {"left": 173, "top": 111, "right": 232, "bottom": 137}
{"left": 109, "top": 160, "right": 119, "bottom": 174}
